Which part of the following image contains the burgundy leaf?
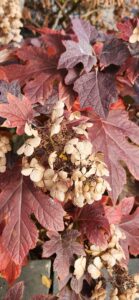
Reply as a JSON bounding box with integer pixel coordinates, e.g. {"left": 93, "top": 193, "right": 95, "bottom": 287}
{"left": 71, "top": 18, "right": 98, "bottom": 44}
{"left": 126, "top": 57, "right": 139, "bottom": 84}
{"left": 59, "top": 287, "right": 81, "bottom": 300}
{"left": 104, "top": 197, "right": 135, "bottom": 225}
{"left": 70, "top": 275, "right": 84, "bottom": 294}
{"left": 0, "top": 93, "right": 34, "bottom": 135}
{"left": 88, "top": 110, "right": 139, "bottom": 201}
{"left": 117, "top": 19, "right": 134, "bottom": 41}
{"left": 120, "top": 208, "right": 139, "bottom": 258}
{"left": 73, "top": 202, "right": 110, "bottom": 246}
{"left": 0, "top": 239, "right": 23, "bottom": 284}
{"left": 74, "top": 70, "right": 117, "bottom": 117}
{"left": 3, "top": 45, "right": 65, "bottom": 104}
{"left": 58, "top": 82, "right": 76, "bottom": 110}
{"left": 58, "top": 18, "right": 98, "bottom": 73}
{"left": 43, "top": 230, "right": 85, "bottom": 280}
{"left": 4, "top": 281, "right": 24, "bottom": 300}
{"left": 23, "top": 73, "right": 58, "bottom": 105}
{"left": 0, "top": 168, "right": 65, "bottom": 265}
{"left": 58, "top": 41, "right": 96, "bottom": 73}
{"left": 36, "top": 27, "right": 72, "bottom": 56}
{"left": 65, "top": 68, "right": 80, "bottom": 85}
{"left": 105, "top": 197, "right": 139, "bottom": 260}
{"left": 0, "top": 80, "right": 21, "bottom": 103}
{"left": 100, "top": 38, "right": 130, "bottom": 68}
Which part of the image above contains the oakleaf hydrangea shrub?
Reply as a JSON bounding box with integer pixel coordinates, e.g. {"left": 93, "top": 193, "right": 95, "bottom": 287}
{"left": 0, "top": 16, "right": 139, "bottom": 300}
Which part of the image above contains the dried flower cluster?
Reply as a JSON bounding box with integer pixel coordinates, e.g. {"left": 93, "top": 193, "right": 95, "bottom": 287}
{"left": 17, "top": 100, "right": 111, "bottom": 207}
{"left": 0, "top": 0, "right": 23, "bottom": 44}
{"left": 74, "top": 224, "right": 125, "bottom": 282}
{"left": 110, "top": 272, "right": 139, "bottom": 300}
{"left": 91, "top": 280, "right": 106, "bottom": 300}
{"left": 91, "top": 276, "right": 139, "bottom": 300}
{"left": 0, "top": 135, "right": 11, "bottom": 173}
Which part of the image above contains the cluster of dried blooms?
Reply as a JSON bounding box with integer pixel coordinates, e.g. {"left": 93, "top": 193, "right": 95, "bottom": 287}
{"left": 72, "top": 224, "right": 139, "bottom": 299}
{"left": 17, "top": 100, "right": 111, "bottom": 207}
{"left": 0, "top": 135, "right": 11, "bottom": 173}
{"left": 91, "top": 273, "right": 139, "bottom": 300}
{"left": 0, "top": 0, "right": 23, "bottom": 44}
{"left": 74, "top": 225, "right": 125, "bottom": 280}
{"left": 110, "top": 270, "right": 139, "bottom": 300}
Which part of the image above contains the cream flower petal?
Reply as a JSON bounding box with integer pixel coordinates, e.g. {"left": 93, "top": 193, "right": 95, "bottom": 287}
{"left": 25, "top": 123, "right": 38, "bottom": 137}
{"left": 74, "top": 256, "right": 86, "bottom": 280}
{"left": 1, "top": 146, "right": 8, "bottom": 153}
{"left": 50, "top": 187, "right": 65, "bottom": 202}
{"left": 76, "top": 141, "right": 92, "bottom": 159}
{"left": 25, "top": 123, "right": 33, "bottom": 136}
{"left": 85, "top": 166, "right": 96, "bottom": 177}
{"left": 129, "top": 33, "right": 138, "bottom": 43}
{"left": 87, "top": 264, "right": 101, "bottom": 279}
{"left": 1, "top": 136, "right": 9, "bottom": 144}
{"left": 56, "top": 182, "right": 68, "bottom": 192}
{"left": 0, "top": 157, "right": 6, "bottom": 164}
{"left": 17, "top": 144, "right": 25, "bottom": 155}
{"left": 91, "top": 192, "right": 102, "bottom": 201}
{"left": 69, "top": 111, "right": 81, "bottom": 121}
{"left": 27, "top": 136, "right": 41, "bottom": 148}
{"left": 84, "top": 192, "right": 93, "bottom": 204}
{"left": 44, "top": 168, "right": 55, "bottom": 179}
{"left": 64, "top": 143, "right": 76, "bottom": 154}
{"left": 104, "top": 180, "right": 111, "bottom": 191}
{"left": 101, "top": 253, "right": 116, "bottom": 267}
{"left": 0, "top": 166, "right": 6, "bottom": 173}
{"left": 21, "top": 168, "right": 33, "bottom": 176}
{"left": 96, "top": 164, "right": 109, "bottom": 177}
{"left": 95, "top": 182, "right": 103, "bottom": 193}
{"left": 93, "top": 257, "right": 103, "bottom": 270}
{"left": 44, "top": 179, "right": 53, "bottom": 189}
{"left": 74, "top": 194, "right": 85, "bottom": 207}
{"left": 50, "top": 124, "right": 61, "bottom": 137}
{"left": 110, "top": 249, "right": 124, "bottom": 261}
{"left": 24, "top": 144, "right": 34, "bottom": 157}
{"left": 73, "top": 127, "right": 88, "bottom": 138}
{"left": 30, "top": 158, "right": 39, "bottom": 167}
{"left": 48, "top": 151, "right": 57, "bottom": 169}
{"left": 30, "top": 169, "right": 44, "bottom": 182}
{"left": 51, "top": 101, "right": 64, "bottom": 122}
{"left": 59, "top": 170, "right": 68, "bottom": 180}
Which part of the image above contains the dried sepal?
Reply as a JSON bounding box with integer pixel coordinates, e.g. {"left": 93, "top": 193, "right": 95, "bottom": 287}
{"left": 129, "top": 27, "right": 139, "bottom": 43}
{"left": 0, "top": 134, "right": 11, "bottom": 173}
{"left": 74, "top": 256, "right": 86, "bottom": 280}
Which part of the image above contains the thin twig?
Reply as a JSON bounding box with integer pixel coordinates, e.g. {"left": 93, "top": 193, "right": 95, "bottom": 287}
{"left": 52, "top": 0, "right": 68, "bottom": 29}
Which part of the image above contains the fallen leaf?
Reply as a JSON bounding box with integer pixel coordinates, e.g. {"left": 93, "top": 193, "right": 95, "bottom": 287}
{"left": 41, "top": 275, "right": 52, "bottom": 289}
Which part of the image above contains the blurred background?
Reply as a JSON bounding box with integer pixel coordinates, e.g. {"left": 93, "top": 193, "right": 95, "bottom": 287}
{"left": 0, "top": 0, "right": 139, "bottom": 45}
